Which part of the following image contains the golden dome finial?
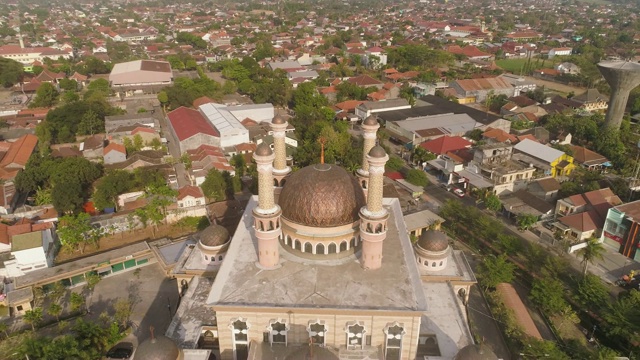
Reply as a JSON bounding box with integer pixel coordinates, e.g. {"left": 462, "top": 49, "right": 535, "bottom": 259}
{"left": 318, "top": 136, "right": 327, "bottom": 164}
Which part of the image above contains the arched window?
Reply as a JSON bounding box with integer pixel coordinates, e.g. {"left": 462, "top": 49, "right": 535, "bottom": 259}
{"left": 294, "top": 240, "right": 301, "bottom": 251}
{"left": 432, "top": 262, "right": 436, "bottom": 267}
{"left": 384, "top": 322, "right": 405, "bottom": 360}
{"left": 308, "top": 320, "right": 327, "bottom": 347}
{"left": 339, "top": 241, "right": 348, "bottom": 252}
{"left": 316, "top": 243, "right": 325, "bottom": 255}
{"left": 219, "top": 255, "right": 224, "bottom": 261}
{"left": 345, "top": 321, "right": 366, "bottom": 350}
{"left": 375, "top": 223, "right": 383, "bottom": 233}
{"left": 328, "top": 243, "right": 337, "bottom": 254}
{"left": 350, "top": 237, "right": 356, "bottom": 248}
{"left": 439, "top": 261, "right": 443, "bottom": 266}
{"left": 304, "top": 242, "right": 313, "bottom": 253}
{"left": 205, "top": 255, "right": 209, "bottom": 260}
{"left": 274, "top": 179, "right": 279, "bottom": 186}
{"left": 229, "top": 318, "right": 250, "bottom": 360}
{"left": 267, "top": 319, "right": 289, "bottom": 346}
{"left": 362, "top": 180, "right": 367, "bottom": 189}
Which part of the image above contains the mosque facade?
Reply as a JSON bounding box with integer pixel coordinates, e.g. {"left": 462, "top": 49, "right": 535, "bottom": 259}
{"left": 166, "top": 115, "right": 480, "bottom": 360}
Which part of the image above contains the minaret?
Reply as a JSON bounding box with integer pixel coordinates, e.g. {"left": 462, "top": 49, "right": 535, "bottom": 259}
{"left": 359, "top": 145, "right": 389, "bottom": 270}
{"left": 252, "top": 143, "right": 282, "bottom": 268}
{"left": 356, "top": 115, "right": 380, "bottom": 196}
{"left": 271, "top": 115, "right": 291, "bottom": 189}
{"left": 18, "top": 33, "right": 24, "bottom": 49}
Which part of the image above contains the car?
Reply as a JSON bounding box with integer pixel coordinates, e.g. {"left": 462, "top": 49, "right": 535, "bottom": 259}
{"left": 453, "top": 189, "right": 465, "bottom": 197}
{"left": 105, "top": 342, "right": 134, "bottom": 360}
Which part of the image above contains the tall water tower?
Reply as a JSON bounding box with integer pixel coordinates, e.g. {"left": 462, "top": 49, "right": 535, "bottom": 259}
{"left": 597, "top": 61, "right": 640, "bottom": 129}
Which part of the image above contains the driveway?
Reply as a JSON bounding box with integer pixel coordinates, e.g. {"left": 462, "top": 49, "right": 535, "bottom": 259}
{"left": 156, "top": 105, "right": 191, "bottom": 188}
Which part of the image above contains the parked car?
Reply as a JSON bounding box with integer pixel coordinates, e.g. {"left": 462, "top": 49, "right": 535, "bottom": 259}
{"left": 106, "top": 342, "right": 134, "bottom": 360}
{"left": 453, "top": 189, "right": 465, "bottom": 198}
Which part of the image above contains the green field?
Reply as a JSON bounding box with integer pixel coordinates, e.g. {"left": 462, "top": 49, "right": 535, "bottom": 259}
{"left": 495, "top": 58, "right": 555, "bottom": 74}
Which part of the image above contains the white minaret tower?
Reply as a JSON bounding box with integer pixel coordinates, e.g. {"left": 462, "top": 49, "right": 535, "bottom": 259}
{"left": 252, "top": 143, "right": 282, "bottom": 269}
{"left": 18, "top": 33, "right": 24, "bottom": 49}
{"left": 271, "top": 115, "right": 291, "bottom": 190}
{"left": 359, "top": 145, "right": 389, "bottom": 270}
{"left": 357, "top": 115, "right": 380, "bottom": 197}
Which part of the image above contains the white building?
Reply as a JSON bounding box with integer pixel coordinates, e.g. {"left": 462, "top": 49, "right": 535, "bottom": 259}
{"left": 548, "top": 47, "right": 572, "bottom": 58}
{"left": 0, "top": 45, "right": 72, "bottom": 65}
{"left": 199, "top": 103, "right": 251, "bottom": 148}
{"left": 8, "top": 229, "right": 56, "bottom": 274}
{"left": 355, "top": 98, "right": 411, "bottom": 120}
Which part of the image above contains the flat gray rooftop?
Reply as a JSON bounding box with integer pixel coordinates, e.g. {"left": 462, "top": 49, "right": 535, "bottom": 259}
{"left": 207, "top": 197, "right": 426, "bottom": 311}
{"left": 166, "top": 276, "right": 216, "bottom": 348}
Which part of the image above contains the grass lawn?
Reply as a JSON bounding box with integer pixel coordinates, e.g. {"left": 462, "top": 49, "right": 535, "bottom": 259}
{"left": 496, "top": 58, "right": 555, "bottom": 74}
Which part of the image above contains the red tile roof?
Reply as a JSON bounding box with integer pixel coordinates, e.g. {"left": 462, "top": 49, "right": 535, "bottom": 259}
{"left": 0, "top": 134, "right": 38, "bottom": 169}
{"left": 177, "top": 185, "right": 204, "bottom": 200}
{"left": 167, "top": 107, "right": 219, "bottom": 141}
{"left": 104, "top": 142, "right": 126, "bottom": 156}
{"left": 420, "top": 136, "right": 472, "bottom": 155}
{"left": 483, "top": 127, "right": 517, "bottom": 143}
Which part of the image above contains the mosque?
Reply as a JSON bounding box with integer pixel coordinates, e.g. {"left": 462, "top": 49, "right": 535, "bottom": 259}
{"left": 147, "top": 116, "right": 493, "bottom": 360}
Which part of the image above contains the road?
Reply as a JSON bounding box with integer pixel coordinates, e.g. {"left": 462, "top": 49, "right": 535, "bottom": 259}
{"left": 155, "top": 104, "right": 190, "bottom": 188}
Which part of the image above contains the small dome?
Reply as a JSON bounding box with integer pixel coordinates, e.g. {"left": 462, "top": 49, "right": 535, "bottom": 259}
{"left": 272, "top": 115, "right": 286, "bottom": 124}
{"left": 368, "top": 145, "right": 387, "bottom": 158}
{"left": 363, "top": 115, "right": 378, "bottom": 126}
{"left": 199, "top": 224, "right": 229, "bottom": 247}
{"left": 255, "top": 143, "right": 273, "bottom": 156}
{"left": 417, "top": 230, "right": 449, "bottom": 252}
{"left": 453, "top": 344, "right": 498, "bottom": 360}
{"left": 133, "top": 335, "right": 180, "bottom": 360}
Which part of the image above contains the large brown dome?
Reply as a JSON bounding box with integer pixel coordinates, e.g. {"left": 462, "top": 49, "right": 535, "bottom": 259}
{"left": 279, "top": 164, "right": 365, "bottom": 227}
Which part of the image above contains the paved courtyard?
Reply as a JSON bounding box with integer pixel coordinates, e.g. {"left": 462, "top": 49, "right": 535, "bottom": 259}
{"left": 85, "top": 262, "right": 179, "bottom": 347}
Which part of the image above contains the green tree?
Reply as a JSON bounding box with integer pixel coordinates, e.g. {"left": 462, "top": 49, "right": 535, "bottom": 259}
{"left": 77, "top": 109, "right": 101, "bottom": 135}
{"left": 113, "top": 298, "right": 133, "bottom": 329}
{"left": 61, "top": 91, "right": 80, "bottom": 104}
{"left": 385, "top": 157, "right": 405, "bottom": 171}
{"left": 0, "top": 321, "right": 8, "bottom": 338}
{"left": 485, "top": 193, "right": 502, "bottom": 212}
{"left": 406, "top": 169, "right": 428, "bottom": 187}
{"left": 52, "top": 179, "right": 84, "bottom": 214}
{"left": 516, "top": 213, "right": 538, "bottom": 231}
{"left": 477, "top": 254, "right": 516, "bottom": 290}
{"left": 157, "top": 91, "right": 169, "bottom": 110}
{"left": 29, "top": 82, "right": 59, "bottom": 108}
{"left": 0, "top": 57, "right": 24, "bottom": 87}
{"left": 201, "top": 169, "right": 228, "bottom": 201}
{"left": 530, "top": 276, "right": 567, "bottom": 315}
{"left": 576, "top": 274, "right": 610, "bottom": 311}
{"left": 577, "top": 237, "right": 606, "bottom": 276}
{"left": 69, "top": 293, "right": 85, "bottom": 313}
{"left": 58, "top": 78, "right": 77, "bottom": 91}
{"left": 57, "top": 213, "right": 92, "bottom": 254}
{"left": 230, "top": 153, "right": 246, "bottom": 177}
{"left": 24, "top": 308, "right": 43, "bottom": 331}
{"left": 47, "top": 303, "right": 62, "bottom": 322}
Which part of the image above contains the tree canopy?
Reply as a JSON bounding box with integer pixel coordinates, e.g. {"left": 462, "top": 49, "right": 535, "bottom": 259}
{"left": 0, "top": 58, "right": 24, "bottom": 87}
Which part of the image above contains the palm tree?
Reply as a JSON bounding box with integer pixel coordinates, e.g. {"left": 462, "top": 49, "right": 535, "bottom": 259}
{"left": 577, "top": 237, "right": 606, "bottom": 276}
{"left": 47, "top": 303, "right": 62, "bottom": 322}
{"left": 23, "top": 308, "right": 43, "bottom": 331}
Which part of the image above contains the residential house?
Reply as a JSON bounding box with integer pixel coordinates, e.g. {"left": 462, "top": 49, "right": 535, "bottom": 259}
{"left": 548, "top": 47, "right": 572, "bottom": 58}
{"left": 177, "top": 186, "right": 205, "bottom": 208}
{"left": 601, "top": 201, "right": 640, "bottom": 259}
{"left": 449, "top": 77, "right": 515, "bottom": 102}
{"left": 347, "top": 75, "right": 384, "bottom": 89}
{"left": 420, "top": 136, "right": 472, "bottom": 156}
{"left": 555, "top": 62, "right": 580, "bottom": 75}
{"left": 0, "top": 134, "right": 38, "bottom": 214}
{"left": 501, "top": 189, "right": 554, "bottom": 220}
{"left": 354, "top": 99, "right": 411, "bottom": 120}
{"left": 512, "top": 139, "right": 575, "bottom": 178}
{"left": 554, "top": 188, "right": 622, "bottom": 251}
{"left": 571, "top": 89, "right": 608, "bottom": 112}
{"left": 570, "top": 145, "right": 610, "bottom": 171}
{"left": 103, "top": 143, "right": 127, "bottom": 165}
{"left": 188, "top": 145, "right": 234, "bottom": 186}
{"left": 482, "top": 128, "right": 517, "bottom": 144}
{"left": 403, "top": 209, "right": 444, "bottom": 239}
{"left": 527, "top": 177, "right": 561, "bottom": 202}
{"left": 80, "top": 134, "right": 105, "bottom": 160}
{"left": 498, "top": 74, "right": 537, "bottom": 95}
{"left": 8, "top": 225, "right": 56, "bottom": 274}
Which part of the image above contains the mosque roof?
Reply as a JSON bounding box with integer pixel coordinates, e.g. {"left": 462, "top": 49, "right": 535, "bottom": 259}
{"left": 278, "top": 164, "right": 366, "bottom": 227}
{"left": 207, "top": 197, "right": 426, "bottom": 311}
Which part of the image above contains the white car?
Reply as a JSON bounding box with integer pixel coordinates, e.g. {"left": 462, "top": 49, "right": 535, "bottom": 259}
{"left": 453, "top": 189, "right": 465, "bottom": 197}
